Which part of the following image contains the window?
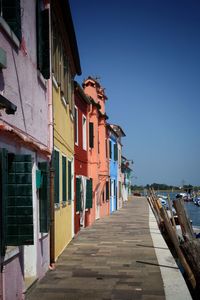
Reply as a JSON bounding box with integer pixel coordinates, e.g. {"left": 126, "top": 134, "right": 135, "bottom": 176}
{"left": 89, "top": 122, "right": 94, "bottom": 148}
{"left": 106, "top": 181, "right": 109, "bottom": 201}
{"left": 0, "top": 148, "right": 33, "bottom": 249}
{"left": 1, "top": 0, "right": 22, "bottom": 41}
{"left": 51, "top": 14, "right": 71, "bottom": 102}
{"left": 76, "top": 177, "right": 81, "bottom": 212}
{"left": 114, "top": 180, "right": 116, "bottom": 197}
{"left": 114, "top": 143, "right": 118, "bottom": 161}
{"left": 53, "top": 149, "right": 59, "bottom": 204}
{"left": 52, "top": 18, "right": 60, "bottom": 84}
{"left": 38, "top": 162, "right": 50, "bottom": 233}
{"left": 74, "top": 106, "right": 78, "bottom": 145}
{"left": 36, "top": 0, "right": 50, "bottom": 79}
{"left": 86, "top": 178, "right": 93, "bottom": 209}
{"left": 62, "top": 156, "right": 67, "bottom": 203}
{"left": 109, "top": 140, "right": 112, "bottom": 159}
{"left": 82, "top": 115, "right": 87, "bottom": 150}
{"left": 68, "top": 160, "right": 72, "bottom": 203}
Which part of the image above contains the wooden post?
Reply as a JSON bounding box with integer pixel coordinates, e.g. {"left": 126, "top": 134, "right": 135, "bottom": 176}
{"left": 173, "top": 199, "right": 195, "bottom": 241}
{"left": 160, "top": 207, "right": 196, "bottom": 289}
{"left": 167, "top": 193, "right": 177, "bottom": 230}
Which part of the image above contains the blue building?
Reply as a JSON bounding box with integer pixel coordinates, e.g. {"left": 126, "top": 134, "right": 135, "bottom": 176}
{"left": 107, "top": 124, "right": 118, "bottom": 213}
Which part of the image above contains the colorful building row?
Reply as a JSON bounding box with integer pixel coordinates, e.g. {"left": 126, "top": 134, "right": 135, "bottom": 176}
{"left": 0, "top": 1, "right": 132, "bottom": 299}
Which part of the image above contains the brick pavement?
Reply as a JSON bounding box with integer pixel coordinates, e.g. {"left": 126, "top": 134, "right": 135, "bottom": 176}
{"left": 26, "top": 197, "right": 166, "bottom": 300}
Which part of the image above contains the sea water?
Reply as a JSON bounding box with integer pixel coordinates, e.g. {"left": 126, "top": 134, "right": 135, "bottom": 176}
{"left": 157, "top": 191, "right": 200, "bottom": 228}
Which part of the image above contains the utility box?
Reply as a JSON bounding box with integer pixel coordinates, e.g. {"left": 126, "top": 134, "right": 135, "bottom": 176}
{"left": 0, "top": 48, "right": 7, "bottom": 69}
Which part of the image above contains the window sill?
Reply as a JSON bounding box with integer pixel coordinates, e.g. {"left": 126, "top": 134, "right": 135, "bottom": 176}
{"left": 52, "top": 75, "right": 59, "bottom": 91}
{"left": 39, "top": 232, "right": 48, "bottom": 240}
{"left": 70, "top": 110, "right": 74, "bottom": 122}
{"left": 37, "top": 71, "right": 47, "bottom": 89}
{"left": 61, "top": 95, "right": 67, "bottom": 107}
{"left": 0, "top": 17, "right": 20, "bottom": 48}
{"left": 62, "top": 201, "right": 67, "bottom": 207}
{"left": 4, "top": 246, "right": 19, "bottom": 262}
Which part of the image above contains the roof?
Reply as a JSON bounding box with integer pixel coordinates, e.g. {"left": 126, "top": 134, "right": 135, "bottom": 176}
{"left": 74, "top": 81, "right": 91, "bottom": 104}
{"left": 88, "top": 96, "right": 101, "bottom": 110}
{"left": 82, "top": 76, "right": 108, "bottom": 100}
{"left": 99, "top": 110, "right": 109, "bottom": 120}
{"left": 110, "top": 124, "right": 126, "bottom": 137}
{"left": 106, "top": 123, "right": 119, "bottom": 137}
{"left": 58, "top": 0, "right": 82, "bottom": 75}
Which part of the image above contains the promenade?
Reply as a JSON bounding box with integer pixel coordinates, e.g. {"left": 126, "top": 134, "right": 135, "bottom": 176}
{"left": 26, "top": 197, "right": 191, "bottom": 300}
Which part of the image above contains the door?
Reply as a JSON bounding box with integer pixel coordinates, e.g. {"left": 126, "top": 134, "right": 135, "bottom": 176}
{"left": 95, "top": 191, "right": 100, "bottom": 220}
{"left": 110, "top": 179, "right": 114, "bottom": 213}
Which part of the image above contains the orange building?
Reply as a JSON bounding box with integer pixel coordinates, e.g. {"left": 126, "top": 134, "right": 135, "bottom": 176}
{"left": 83, "top": 77, "right": 110, "bottom": 224}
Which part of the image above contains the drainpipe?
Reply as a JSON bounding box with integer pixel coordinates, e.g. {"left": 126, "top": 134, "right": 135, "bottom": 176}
{"left": 45, "top": 1, "right": 55, "bottom": 268}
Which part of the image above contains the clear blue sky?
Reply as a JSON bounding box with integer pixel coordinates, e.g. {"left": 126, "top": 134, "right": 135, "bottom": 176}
{"left": 70, "top": 0, "right": 200, "bottom": 186}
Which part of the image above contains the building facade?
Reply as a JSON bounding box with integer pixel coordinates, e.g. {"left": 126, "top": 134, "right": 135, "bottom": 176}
{"left": 74, "top": 82, "right": 92, "bottom": 234}
{"left": 121, "top": 156, "right": 133, "bottom": 202}
{"left": 51, "top": 0, "right": 81, "bottom": 261}
{"left": 109, "top": 125, "right": 126, "bottom": 209}
{"left": 0, "top": 0, "right": 51, "bottom": 298}
{"left": 83, "top": 77, "right": 110, "bottom": 224}
{"left": 107, "top": 124, "right": 118, "bottom": 213}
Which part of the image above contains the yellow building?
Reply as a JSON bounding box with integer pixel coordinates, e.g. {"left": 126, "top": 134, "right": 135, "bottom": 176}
{"left": 51, "top": 0, "right": 81, "bottom": 260}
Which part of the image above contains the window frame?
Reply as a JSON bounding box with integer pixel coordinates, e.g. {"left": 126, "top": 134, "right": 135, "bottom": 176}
{"left": 82, "top": 114, "right": 87, "bottom": 151}
{"left": 74, "top": 106, "right": 78, "bottom": 146}
{"left": 62, "top": 155, "right": 67, "bottom": 204}
{"left": 67, "top": 159, "right": 72, "bottom": 203}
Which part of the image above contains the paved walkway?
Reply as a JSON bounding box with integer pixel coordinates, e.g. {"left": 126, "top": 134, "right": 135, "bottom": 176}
{"left": 26, "top": 197, "right": 188, "bottom": 300}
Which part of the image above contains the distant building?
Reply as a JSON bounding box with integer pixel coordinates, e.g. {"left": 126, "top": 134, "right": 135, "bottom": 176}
{"left": 107, "top": 124, "right": 118, "bottom": 213}
{"left": 109, "top": 124, "right": 126, "bottom": 209}
{"left": 74, "top": 82, "right": 92, "bottom": 233}
{"left": 121, "top": 156, "right": 133, "bottom": 201}
{"left": 83, "top": 77, "right": 110, "bottom": 223}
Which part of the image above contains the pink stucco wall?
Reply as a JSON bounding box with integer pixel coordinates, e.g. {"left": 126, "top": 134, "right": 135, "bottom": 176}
{"left": 4, "top": 255, "right": 24, "bottom": 300}
{"left": 0, "top": 1, "right": 50, "bottom": 298}
{"left": 0, "top": 0, "right": 49, "bottom": 146}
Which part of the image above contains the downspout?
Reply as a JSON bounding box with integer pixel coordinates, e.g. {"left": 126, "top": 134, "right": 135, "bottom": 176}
{"left": 46, "top": 1, "right": 55, "bottom": 269}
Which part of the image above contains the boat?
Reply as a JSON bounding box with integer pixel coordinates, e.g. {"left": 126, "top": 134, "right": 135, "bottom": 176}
{"left": 193, "top": 197, "right": 200, "bottom": 206}
{"left": 175, "top": 193, "right": 193, "bottom": 202}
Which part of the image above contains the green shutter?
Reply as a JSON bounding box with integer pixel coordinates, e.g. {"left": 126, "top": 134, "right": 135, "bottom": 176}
{"left": 106, "top": 181, "right": 109, "bottom": 201}
{"left": 36, "top": 1, "right": 50, "bottom": 79}
{"left": 114, "top": 143, "right": 118, "bottom": 161}
{"left": 89, "top": 122, "right": 94, "bottom": 148}
{"left": 109, "top": 141, "right": 112, "bottom": 159}
{"left": 62, "top": 156, "right": 66, "bottom": 202}
{"left": 2, "top": 0, "right": 22, "bottom": 41}
{"left": 68, "top": 160, "right": 72, "bottom": 203}
{"left": 0, "top": 149, "right": 8, "bottom": 256}
{"left": 76, "top": 177, "right": 81, "bottom": 212}
{"left": 6, "top": 153, "right": 33, "bottom": 245}
{"left": 38, "top": 162, "right": 50, "bottom": 233}
{"left": 53, "top": 150, "right": 59, "bottom": 204}
{"left": 86, "top": 178, "right": 93, "bottom": 209}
